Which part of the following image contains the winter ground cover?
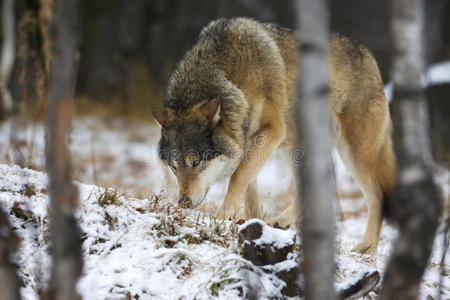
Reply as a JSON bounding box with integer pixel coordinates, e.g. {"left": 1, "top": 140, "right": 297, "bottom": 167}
{"left": 0, "top": 115, "right": 448, "bottom": 299}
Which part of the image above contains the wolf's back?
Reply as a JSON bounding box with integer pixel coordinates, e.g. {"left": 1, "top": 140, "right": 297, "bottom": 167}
{"left": 164, "top": 18, "right": 292, "bottom": 110}
{"left": 164, "top": 18, "right": 386, "bottom": 145}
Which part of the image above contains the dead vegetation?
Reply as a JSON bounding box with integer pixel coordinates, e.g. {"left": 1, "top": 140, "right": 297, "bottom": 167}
{"left": 97, "top": 188, "right": 123, "bottom": 207}
{"left": 144, "top": 194, "right": 240, "bottom": 250}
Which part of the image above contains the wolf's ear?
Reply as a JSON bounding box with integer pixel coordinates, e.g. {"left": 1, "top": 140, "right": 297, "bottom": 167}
{"left": 150, "top": 107, "right": 167, "bottom": 127}
{"left": 202, "top": 96, "right": 221, "bottom": 128}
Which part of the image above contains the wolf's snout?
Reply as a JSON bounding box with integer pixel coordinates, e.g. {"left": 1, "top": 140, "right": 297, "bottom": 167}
{"left": 178, "top": 196, "right": 192, "bottom": 208}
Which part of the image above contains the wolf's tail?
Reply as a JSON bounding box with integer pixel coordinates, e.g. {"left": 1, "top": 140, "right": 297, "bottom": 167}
{"left": 382, "top": 190, "right": 393, "bottom": 219}
{"left": 377, "top": 137, "right": 397, "bottom": 220}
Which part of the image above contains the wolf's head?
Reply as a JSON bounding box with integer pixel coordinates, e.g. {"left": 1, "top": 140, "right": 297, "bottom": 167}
{"left": 152, "top": 96, "right": 238, "bottom": 208}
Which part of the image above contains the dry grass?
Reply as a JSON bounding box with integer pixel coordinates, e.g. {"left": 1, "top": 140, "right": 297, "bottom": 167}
{"left": 97, "top": 188, "right": 123, "bottom": 207}
{"left": 74, "top": 96, "right": 157, "bottom": 123}
{"left": 95, "top": 187, "right": 240, "bottom": 251}
{"left": 143, "top": 194, "right": 240, "bottom": 250}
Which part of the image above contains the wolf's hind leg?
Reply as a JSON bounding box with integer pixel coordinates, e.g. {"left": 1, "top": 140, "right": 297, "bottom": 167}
{"left": 244, "top": 180, "right": 263, "bottom": 219}
{"left": 351, "top": 179, "right": 383, "bottom": 254}
{"left": 350, "top": 139, "right": 396, "bottom": 254}
{"left": 337, "top": 144, "right": 384, "bottom": 255}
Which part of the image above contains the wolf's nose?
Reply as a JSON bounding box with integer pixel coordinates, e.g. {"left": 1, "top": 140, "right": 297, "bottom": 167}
{"left": 178, "top": 196, "right": 192, "bottom": 208}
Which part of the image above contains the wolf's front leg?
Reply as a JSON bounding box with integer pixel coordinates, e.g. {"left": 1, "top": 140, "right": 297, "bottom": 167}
{"left": 219, "top": 119, "right": 285, "bottom": 219}
{"left": 244, "top": 180, "right": 263, "bottom": 219}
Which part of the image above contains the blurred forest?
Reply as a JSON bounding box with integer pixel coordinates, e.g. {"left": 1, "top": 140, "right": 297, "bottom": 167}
{"left": 6, "top": 0, "right": 449, "bottom": 101}
{"left": 2, "top": 0, "right": 450, "bottom": 162}
{"left": 78, "top": 0, "right": 450, "bottom": 98}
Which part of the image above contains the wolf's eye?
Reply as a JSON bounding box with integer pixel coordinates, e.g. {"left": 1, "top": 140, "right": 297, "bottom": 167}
{"left": 169, "top": 161, "right": 177, "bottom": 170}
{"left": 192, "top": 160, "right": 200, "bottom": 168}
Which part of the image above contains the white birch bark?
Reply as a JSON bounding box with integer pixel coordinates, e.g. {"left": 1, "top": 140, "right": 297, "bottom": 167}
{"left": 381, "top": 0, "right": 441, "bottom": 298}
{"left": 296, "top": 1, "right": 336, "bottom": 299}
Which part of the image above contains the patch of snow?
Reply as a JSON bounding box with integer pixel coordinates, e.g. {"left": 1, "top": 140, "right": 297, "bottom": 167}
{"left": 384, "top": 60, "right": 450, "bottom": 102}
{"left": 384, "top": 82, "right": 394, "bottom": 103}
{"left": 239, "top": 219, "right": 296, "bottom": 249}
{"left": 423, "top": 60, "right": 450, "bottom": 86}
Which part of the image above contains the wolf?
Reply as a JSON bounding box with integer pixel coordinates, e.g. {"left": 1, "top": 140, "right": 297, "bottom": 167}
{"left": 151, "top": 18, "right": 396, "bottom": 254}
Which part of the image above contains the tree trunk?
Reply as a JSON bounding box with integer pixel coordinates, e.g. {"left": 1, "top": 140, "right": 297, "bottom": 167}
{"left": 0, "top": 0, "right": 15, "bottom": 114}
{"left": 0, "top": 208, "right": 21, "bottom": 300}
{"left": 45, "top": 0, "right": 82, "bottom": 299}
{"left": 2, "top": 0, "right": 25, "bottom": 167}
{"left": 380, "top": 0, "right": 442, "bottom": 298}
{"left": 295, "top": 1, "right": 336, "bottom": 299}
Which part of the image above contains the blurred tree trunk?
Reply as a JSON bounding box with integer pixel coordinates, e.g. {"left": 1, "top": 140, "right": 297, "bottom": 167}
{"left": 0, "top": 208, "right": 21, "bottom": 300}
{"left": 0, "top": 0, "right": 15, "bottom": 114}
{"left": 295, "top": 1, "right": 336, "bottom": 299}
{"left": 45, "top": 0, "right": 82, "bottom": 299}
{"left": 380, "top": 0, "right": 441, "bottom": 299}
{"left": 1, "top": 8, "right": 24, "bottom": 297}
{"left": 1, "top": 0, "right": 25, "bottom": 167}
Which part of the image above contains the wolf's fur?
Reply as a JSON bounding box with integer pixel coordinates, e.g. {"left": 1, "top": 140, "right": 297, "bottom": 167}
{"left": 152, "top": 18, "right": 396, "bottom": 254}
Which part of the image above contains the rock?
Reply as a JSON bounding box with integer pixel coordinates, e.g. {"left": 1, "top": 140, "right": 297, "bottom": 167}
{"left": 238, "top": 219, "right": 300, "bottom": 297}
{"left": 239, "top": 219, "right": 296, "bottom": 266}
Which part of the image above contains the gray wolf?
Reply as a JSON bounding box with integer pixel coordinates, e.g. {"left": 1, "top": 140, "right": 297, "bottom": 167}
{"left": 151, "top": 18, "right": 396, "bottom": 254}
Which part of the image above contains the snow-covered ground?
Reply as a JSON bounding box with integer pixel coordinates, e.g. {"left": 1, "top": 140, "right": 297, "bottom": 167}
{"left": 0, "top": 115, "right": 448, "bottom": 299}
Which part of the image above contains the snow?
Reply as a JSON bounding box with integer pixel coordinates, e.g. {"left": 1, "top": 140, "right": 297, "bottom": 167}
{"left": 239, "top": 219, "right": 296, "bottom": 249}
{"left": 384, "top": 60, "right": 450, "bottom": 102}
{"left": 0, "top": 116, "right": 449, "bottom": 299}
{"left": 384, "top": 82, "right": 394, "bottom": 103}
{"left": 424, "top": 61, "right": 450, "bottom": 86}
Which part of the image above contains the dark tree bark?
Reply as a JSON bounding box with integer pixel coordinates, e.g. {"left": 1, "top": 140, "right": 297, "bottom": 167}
{"left": 427, "top": 84, "right": 450, "bottom": 165}
{"left": 380, "top": 0, "right": 442, "bottom": 298}
{"left": 1, "top": 7, "right": 23, "bottom": 297}
{"left": 295, "top": 1, "right": 336, "bottom": 299}
{"left": 45, "top": 0, "right": 83, "bottom": 299}
{"left": 0, "top": 208, "right": 21, "bottom": 300}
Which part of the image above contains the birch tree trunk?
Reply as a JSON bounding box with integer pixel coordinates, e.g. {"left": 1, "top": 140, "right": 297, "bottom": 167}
{"left": 0, "top": 208, "right": 21, "bottom": 300}
{"left": 45, "top": 0, "right": 82, "bottom": 299}
{"left": 295, "top": 1, "right": 336, "bottom": 299}
{"left": 0, "top": 0, "right": 15, "bottom": 114}
{"left": 380, "top": 0, "right": 441, "bottom": 298}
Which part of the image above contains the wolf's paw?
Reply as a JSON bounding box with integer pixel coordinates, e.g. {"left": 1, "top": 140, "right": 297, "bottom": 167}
{"left": 245, "top": 206, "right": 264, "bottom": 220}
{"left": 266, "top": 217, "right": 291, "bottom": 229}
{"left": 351, "top": 241, "right": 377, "bottom": 255}
{"left": 218, "top": 203, "right": 243, "bottom": 220}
